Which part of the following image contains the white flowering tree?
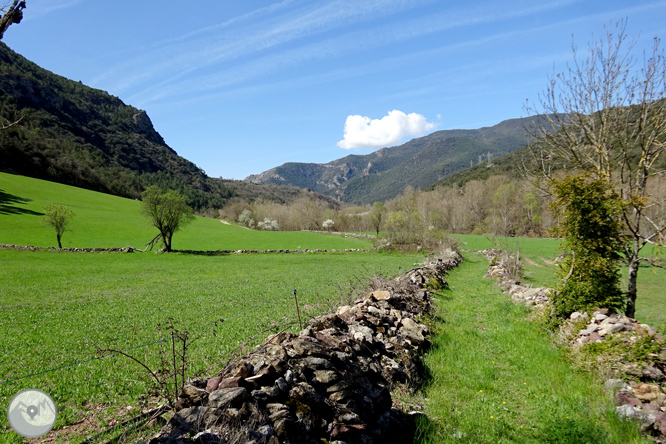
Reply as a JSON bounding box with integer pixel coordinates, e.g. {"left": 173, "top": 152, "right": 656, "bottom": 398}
{"left": 322, "top": 219, "right": 335, "bottom": 232}
{"left": 258, "top": 218, "right": 279, "bottom": 231}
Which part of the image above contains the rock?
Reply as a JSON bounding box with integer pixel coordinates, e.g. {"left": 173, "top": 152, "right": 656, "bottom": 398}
{"left": 605, "top": 379, "right": 630, "bottom": 393}
{"left": 570, "top": 311, "right": 585, "bottom": 321}
{"left": 632, "top": 383, "right": 666, "bottom": 403}
{"left": 615, "top": 391, "right": 642, "bottom": 407}
{"left": 642, "top": 365, "right": 665, "bottom": 382}
{"left": 580, "top": 325, "right": 599, "bottom": 336}
{"left": 399, "top": 318, "right": 428, "bottom": 345}
{"left": 314, "top": 370, "right": 340, "bottom": 384}
{"left": 368, "top": 290, "right": 392, "bottom": 301}
{"left": 606, "top": 323, "right": 625, "bottom": 334}
{"left": 286, "top": 339, "right": 328, "bottom": 357}
{"left": 655, "top": 412, "right": 666, "bottom": 435}
{"left": 192, "top": 431, "right": 225, "bottom": 444}
{"left": 208, "top": 387, "right": 248, "bottom": 409}
{"left": 616, "top": 404, "right": 644, "bottom": 421}
{"left": 349, "top": 325, "right": 374, "bottom": 343}
{"left": 178, "top": 385, "right": 209, "bottom": 409}
{"left": 206, "top": 376, "right": 223, "bottom": 393}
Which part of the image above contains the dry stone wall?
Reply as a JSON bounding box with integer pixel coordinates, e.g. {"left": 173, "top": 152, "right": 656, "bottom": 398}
{"left": 150, "top": 250, "right": 463, "bottom": 444}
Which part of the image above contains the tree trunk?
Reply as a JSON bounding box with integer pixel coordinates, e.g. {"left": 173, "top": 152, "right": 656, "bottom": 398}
{"left": 625, "top": 257, "right": 639, "bottom": 318}
{"left": 165, "top": 232, "right": 172, "bottom": 252}
{"left": 57, "top": 233, "right": 62, "bottom": 249}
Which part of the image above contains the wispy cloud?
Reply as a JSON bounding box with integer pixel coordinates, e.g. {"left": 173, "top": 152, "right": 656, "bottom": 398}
{"left": 22, "top": 0, "right": 86, "bottom": 19}
{"left": 94, "top": 0, "right": 666, "bottom": 109}
{"left": 123, "top": 0, "right": 584, "bottom": 106}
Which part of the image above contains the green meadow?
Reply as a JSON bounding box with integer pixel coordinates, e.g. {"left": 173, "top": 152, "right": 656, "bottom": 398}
{"left": 416, "top": 254, "right": 649, "bottom": 443}
{"left": 453, "top": 234, "right": 666, "bottom": 329}
{"left": 0, "top": 172, "right": 371, "bottom": 251}
{"left": 1, "top": 173, "right": 664, "bottom": 443}
{"left": 1, "top": 173, "right": 422, "bottom": 442}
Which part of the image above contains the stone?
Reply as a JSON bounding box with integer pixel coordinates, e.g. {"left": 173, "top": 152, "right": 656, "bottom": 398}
{"left": 208, "top": 387, "right": 248, "bottom": 409}
{"left": 605, "top": 379, "right": 630, "bottom": 393}
{"left": 314, "top": 370, "right": 340, "bottom": 384}
{"left": 594, "top": 313, "right": 609, "bottom": 322}
{"left": 615, "top": 391, "right": 642, "bottom": 407}
{"left": 655, "top": 412, "right": 666, "bottom": 436}
{"left": 368, "top": 290, "right": 392, "bottom": 301}
{"left": 580, "top": 325, "right": 599, "bottom": 336}
{"left": 632, "top": 383, "right": 666, "bottom": 403}
{"left": 570, "top": 311, "right": 586, "bottom": 321}
{"left": 286, "top": 339, "right": 328, "bottom": 357}
{"left": 206, "top": 376, "right": 223, "bottom": 393}
{"left": 616, "top": 404, "right": 644, "bottom": 421}
{"left": 264, "top": 330, "right": 295, "bottom": 345}
{"left": 606, "top": 323, "right": 625, "bottom": 334}
{"left": 180, "top": 385, "right": 209, "bottom": 404}
{"left": 218, "top": 377, "right": 243, "bottom": 389}
{"left": 399, "top": 318, "right": 427, "bottom": 345}
{"left": 192, "top": 432, "right": 225, "bottom": 444}
{"left": 349, "top": 325, "right": 374, "bottom": 343}
{"left": 642, "top": 365, "right": 665, "bottom": 381}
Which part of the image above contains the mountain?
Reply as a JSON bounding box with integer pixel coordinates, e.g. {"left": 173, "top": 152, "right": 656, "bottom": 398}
{"left": 245, "top": 117, "right": 539, "bottom": 204}
{"left": 0, "top": 42, "right": 333, "bottom": 211}
{"left": 0, "top": 42, "right": 237, "bottom": 210}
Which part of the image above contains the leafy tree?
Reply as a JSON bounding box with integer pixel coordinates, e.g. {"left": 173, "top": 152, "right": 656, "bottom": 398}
{"left": 550, "top": 174, "right": 625, "bottom": 318}
{"left": 370, "top": 202, "right": 386, "bottom": 235}
{"left": 42, "top": 203, "right": 74, "bottom": 248}
{"left": 525, "top": 21, "right": 666, "bottom": 317}
{"left": 141, "top": 186, "right": 195, "bottom": 252}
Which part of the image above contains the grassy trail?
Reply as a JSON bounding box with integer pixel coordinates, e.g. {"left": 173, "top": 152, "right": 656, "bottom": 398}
{"left": 416, "top": 253, "right": 648, "bottom": 444}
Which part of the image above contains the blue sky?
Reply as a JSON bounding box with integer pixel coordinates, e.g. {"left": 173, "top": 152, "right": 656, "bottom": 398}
{"left": 3, "top": 0, "right": 666, "bottom": 179}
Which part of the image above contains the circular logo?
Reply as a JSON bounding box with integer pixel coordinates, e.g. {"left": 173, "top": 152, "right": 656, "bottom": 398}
{"left": 7, "top": 389, "right": 58, "bottom": 438}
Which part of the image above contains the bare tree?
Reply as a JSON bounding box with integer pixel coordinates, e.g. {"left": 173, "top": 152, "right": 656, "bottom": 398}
{"left": 524, "top": 20, "right": 666, "bottom": 317}
{"left": 0, "top": 1, "right": 26, "bottom": 40}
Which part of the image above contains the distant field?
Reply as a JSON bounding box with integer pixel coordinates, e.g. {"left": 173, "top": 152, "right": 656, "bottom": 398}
{"left": 0, "top": 172, "right": 372, "bottom": 250}
{"left": 454, "top": 234, "right": 665, "bottom": 329}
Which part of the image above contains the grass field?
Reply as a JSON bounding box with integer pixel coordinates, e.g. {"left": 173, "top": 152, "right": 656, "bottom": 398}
{"left": 0, "top": 249, "right": 422, "bottom": 443}
{"left": 0, "top": 172, "right": 372, "bottom": 250}
{"left": 416, "top": 254, "right": 649, "bottom": 444}
{"left": 2, "top": 174, "right": 663, "bottom": 442}
{"left": 453, "top": 234, "right": 666, "bottom": 329}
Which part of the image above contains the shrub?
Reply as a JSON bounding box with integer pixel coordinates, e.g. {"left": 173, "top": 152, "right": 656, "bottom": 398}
{"left": 550, "top": 175, "right": 625, "bottom": 318}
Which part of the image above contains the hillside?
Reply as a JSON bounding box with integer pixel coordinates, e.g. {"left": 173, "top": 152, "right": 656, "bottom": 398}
{"left": 0, "top": 172, "right": 366, "bottom": 250}
{"left": 0, "top": 42, "right": 323, "bottom": 212}
{"left": 429, "top": 106, "right": 666, "bottom": 190}
{"left": 246, "top": 117, "right": 538, "bottom": 204}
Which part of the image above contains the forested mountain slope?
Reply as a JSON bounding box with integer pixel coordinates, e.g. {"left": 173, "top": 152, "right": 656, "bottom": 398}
{"left": 246, "top": 117, "right": 539, "bottom": 204}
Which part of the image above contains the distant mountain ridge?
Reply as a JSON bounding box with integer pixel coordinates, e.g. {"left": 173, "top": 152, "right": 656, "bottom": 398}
{"left": 245, "top": 117, "right": 538, "bottom": 204}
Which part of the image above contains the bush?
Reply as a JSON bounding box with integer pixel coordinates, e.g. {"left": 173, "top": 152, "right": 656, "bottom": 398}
{"left": 550, "top": 175, "right": 625, "bottom": 318}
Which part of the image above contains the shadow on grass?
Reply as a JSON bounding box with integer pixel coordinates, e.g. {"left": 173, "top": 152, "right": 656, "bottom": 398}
{"left": 0, "top": 189, "right": 43, "bottom": 216}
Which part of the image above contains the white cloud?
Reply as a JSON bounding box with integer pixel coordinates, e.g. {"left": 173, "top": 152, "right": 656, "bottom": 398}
{"left": 337, "top": 110, "right": 437, "bottom": 150}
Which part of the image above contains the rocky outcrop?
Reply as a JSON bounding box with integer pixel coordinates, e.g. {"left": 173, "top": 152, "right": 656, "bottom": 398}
{"left": 150, "top": 250, "right": 462, "bottom": 444}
